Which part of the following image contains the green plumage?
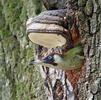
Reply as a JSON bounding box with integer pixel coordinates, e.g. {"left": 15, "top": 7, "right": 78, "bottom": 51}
{"left": 58, "top": 44, "right": 84, "bottom": 70}
{"left": 30, "top": 44, "right": 84, "bottom": 70}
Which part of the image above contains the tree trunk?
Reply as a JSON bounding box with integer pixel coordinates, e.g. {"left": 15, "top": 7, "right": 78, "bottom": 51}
{"left": 34, "top": 0, "right": 101, "bottom": 100}
{"left": 0, "top": 0, "right": 47, "bottom": 100}
{"left": 0, "top": 0, "right": 100, "bottom": 100}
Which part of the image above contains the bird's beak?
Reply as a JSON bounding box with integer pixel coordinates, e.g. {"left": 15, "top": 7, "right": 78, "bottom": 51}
{"left": 29, "top": 59, "right": 44, "bottom": 65}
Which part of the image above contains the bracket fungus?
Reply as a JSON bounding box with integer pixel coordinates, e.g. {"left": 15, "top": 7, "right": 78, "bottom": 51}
{"left": 26, "top": 9, "right": 75, "bottom": 49}
{"left": 27, "top": 9, "right": 84, "bottom": 70}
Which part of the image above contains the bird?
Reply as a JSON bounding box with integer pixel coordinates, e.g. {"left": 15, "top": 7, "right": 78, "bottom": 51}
{"left": 29, "top": 44, "right": 84, "bottom": 70}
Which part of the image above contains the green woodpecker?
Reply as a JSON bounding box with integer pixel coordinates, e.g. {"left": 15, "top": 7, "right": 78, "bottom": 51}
{"left": 30, "top": 44, "right": 84, "bottom": 70}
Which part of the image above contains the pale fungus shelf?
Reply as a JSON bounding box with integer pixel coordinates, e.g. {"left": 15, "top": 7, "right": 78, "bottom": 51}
{"left": 27, "top": 23, "right": 67, "bottom": 48}
{"left": 27, "top": 9, "right": 84, "bottom": 70}
{"left": 26, "top": 9, "right": 73, "bottom": 48}
{"left": 28, "top": 33, "right": 66, "bottom": 48}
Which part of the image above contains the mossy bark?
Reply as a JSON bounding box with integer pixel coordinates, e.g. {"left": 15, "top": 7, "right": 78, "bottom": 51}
{"left": 77, "top": 0, "right": 101, "bottom": 99}
{"left": 0, "top": 0, "right": 101, "bottom": 100}
{"left": 35, "top": 0, "right": 101, "bottom": 100}
{"left": 0, "top": 0, "right": 46, "bottom": 100}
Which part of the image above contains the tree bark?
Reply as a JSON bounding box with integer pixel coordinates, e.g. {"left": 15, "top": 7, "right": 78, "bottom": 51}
{"left": 34, "top": 0, "right": 101, "bottom": 100}
{"left": 41, "top": 0, "right": 67, "bottom": 10}
{"left": 0, "top": 0, "right": 47, "bottom": 100}
{"left": 0, "top": 0, "right": 100, "bottom": 100}
{"left": 77, "top": 0, "right": 101, "bottom": 99}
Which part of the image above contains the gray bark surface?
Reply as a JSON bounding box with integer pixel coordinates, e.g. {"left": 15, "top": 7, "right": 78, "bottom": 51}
{"left": 0, "top": 0, "right": 47, "bottom": 100}
{"left": 41, "top": 0, "right": 67, "bottom": 10}
{"left": 35, "top": 0, "right": 101, "bottom": 100}
{"left": 0, "top": 0, "right": 100, "bottom": 100}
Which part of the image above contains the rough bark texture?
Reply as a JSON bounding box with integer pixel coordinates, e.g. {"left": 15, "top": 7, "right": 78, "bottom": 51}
{"left": 34, "top": 0, "right": 83, "bottom": 100}
{"left": 34, "top": 0, "right": 101, "bottom": 100}
{"left": 41, "top": 0, "right": 67, "bottom": 10}
{"left": 77, "top": 0, "right": 101, "bottom": 99}
{"left": 0, "top": 0, "right": 100, "bottom": 100}
{"left": 0, "top": 0, "right": 47, "bottom": 100}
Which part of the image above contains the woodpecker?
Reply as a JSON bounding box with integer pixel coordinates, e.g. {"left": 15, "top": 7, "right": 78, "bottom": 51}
{"left": 30, "top": 44, "right": 84, "bottom": 70}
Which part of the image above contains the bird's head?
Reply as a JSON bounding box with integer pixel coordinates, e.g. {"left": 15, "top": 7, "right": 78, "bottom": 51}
{"left": 29, "top": 53, "right": 67, "bottom": 66}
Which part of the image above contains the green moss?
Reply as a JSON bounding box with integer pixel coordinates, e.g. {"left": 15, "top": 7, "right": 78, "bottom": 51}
{"left": 25, "top": 47, "right": 34, "bottom": 60}
{"left": 0, "top": 0, "right": 24, "bottom": 40}
{"left": 78, "top": 11, "right": 85, "bottom": 20}
{"left": 85, "top": 0, "right": 94, "bottom": 16}
{"left": 0, "top": 2, "right": 4, "bottom": 28}
{"left": 33, "top": 0, "right": 43, "bottom": 15}
{"left": 68, "top": 0, "right": 78, "bottom": 5}
{"left": 0, "top": 0, "right": 46, "bottom": 100}
{"left": 78, "top": 0, "right": 86, "bottom": 7}
{"left": 20, "top": 6, "right": 27, "bottom": 23}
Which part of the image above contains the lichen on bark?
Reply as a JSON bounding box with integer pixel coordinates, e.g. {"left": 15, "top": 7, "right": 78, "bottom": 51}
{"left": 77, "top": 0, "right": 101, "bottom": 99}
{"left": 0, "top": 0, "right": 47, "bottom": 100}
{"left": 0, "top": 0, "right": 100, "bottom": 99}
{"left": 32, "top": 0, "right": 101, "bottom": 100}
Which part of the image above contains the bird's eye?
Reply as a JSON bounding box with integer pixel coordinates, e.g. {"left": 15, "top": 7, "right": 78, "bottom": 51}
{"left": 48, "top": 56, "right": 52, "bottom": 59}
